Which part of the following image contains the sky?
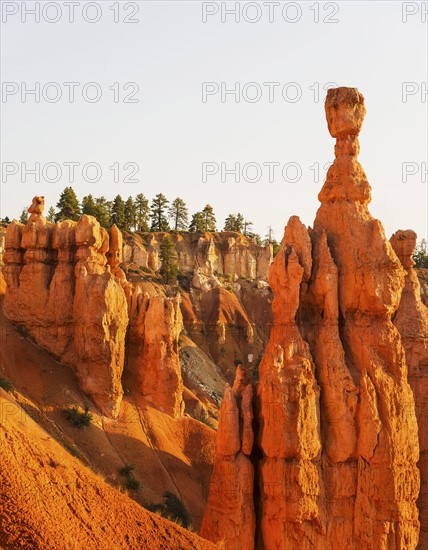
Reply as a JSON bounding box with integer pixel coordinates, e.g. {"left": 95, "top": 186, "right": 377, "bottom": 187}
{"left": 1, "top": 0, "right": 427, "bottom": 242}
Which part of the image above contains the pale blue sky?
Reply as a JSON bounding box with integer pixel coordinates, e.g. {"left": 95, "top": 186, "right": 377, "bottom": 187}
{"left": 1, "top": 1, "right": 427, "bottom": 241}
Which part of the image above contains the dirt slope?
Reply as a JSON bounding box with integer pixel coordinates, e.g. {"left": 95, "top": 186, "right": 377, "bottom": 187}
{"left": 0, "top": 389, "right": 216, "bottom": 550}
{"left": 0, "top": 297, "right": 216, "bottom": 530}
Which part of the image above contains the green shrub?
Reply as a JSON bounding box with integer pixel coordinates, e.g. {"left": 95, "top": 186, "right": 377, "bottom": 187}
{"left": 63, "top": 404, "right": 93, "bottom": 428}
{"left": 146, "top": 492, "right": 190, "bottom": 528}
{"left": 163, "top": 492, "right": 190, "bottom": 527}
{"left": 188, "top": 408, "right": 213, "bottom": 428}
{"left": 126, "top": 477, "right": 140, "bottom": 491}
{"left": 0, "top": 378, "right": 13, "bottom": 392}
{"left": 119, "top": 464, "right": 135, "bottom": 477}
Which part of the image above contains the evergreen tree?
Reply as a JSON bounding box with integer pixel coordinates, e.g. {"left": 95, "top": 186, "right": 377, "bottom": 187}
{"left": 111, "top": 194, "right": 126, "bottom": 229}
{"left": 150, "top": 193, "right": 170, "bottom": 231}
{"left": 19, "top": 208, "right": 29, "bottom": 224}
{"left": 264, "top": 226, "right": 279, "bottom": 257}
{"left": 169, "top": 197, "right": 188, "bottom": 231}
{"left": 0, "top": 216, "right": 11, "bottom": 224}
{"left": 249, "top": 232, "right": 262, "bottom": 245}
{"left": 124, "top": 196, "right": 136, "bottom": 231}
{"left": 56, "top": 187, "right": 80, "bottom": 221}
{"left": 93, "top": 197, "right": 111, "bottom": 228}
{"left": 413, "top": 239, "right": 428, "bottom": 268}
{"left": 159, "top": 235, "right": 178, "bottom": 284}
{"left": 202, "top": 204, "right": 216, "bottom": 231}
{"left": 82, "top": 194, "right": 96, "bottom": 217}
{"left": 134, "top": 193, "right": 150, "bottom": 232}
{"left": 243, "top": 219, "right": 253, "bottom": 236}
{"left": 46, "top": 206, "right": 56, "bottom": 223}
{"left": 224, "top": 213, "right": 244, "bottom": 232}
{"left": 189, "top": 211, "right": 206, "bottom": 232}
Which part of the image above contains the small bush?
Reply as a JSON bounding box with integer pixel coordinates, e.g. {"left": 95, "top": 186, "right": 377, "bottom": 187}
{"left": 0, "top": 378, "right": 13, "bottom": 392}
{"left": 126, "top": 477, "right": 140, "bottom": 491}
{"left": 63, "top": 404, "right": 93, "bottom": 428}
{"left": 146, "top": 492, "right": 190, "bottom": 528}
{"left": 119, "top": 464, "right": 135, "bottom": 477}
{"left": 188, "top": 408, "right": 213, "bottom": 428}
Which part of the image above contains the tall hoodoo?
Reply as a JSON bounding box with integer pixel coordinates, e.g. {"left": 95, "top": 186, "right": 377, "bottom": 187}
{"left": 201, "top": 88, "right": 421, "bottom": 549}
{"left": 200, "top": 366, "right": 255, "bottom": 549}
{"left": 391, "top": 230, "right": 428, "bottom": 550}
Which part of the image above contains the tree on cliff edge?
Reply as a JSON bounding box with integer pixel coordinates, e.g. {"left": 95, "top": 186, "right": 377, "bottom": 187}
{"left": 169, "top": 197, "right": 188, "bottom": 231}
{"left": 46, "top": 207, "right": 56, "bottom": 223}
{"left": 124, "top": 196, "right": 136, "bottom": 231}
{"left": 82, "top": 195, "right": 97, "bottom": 217}
{"left": 202, "top": 204, "right": 216, "bottom": 231}
{"left": 224, "top": 213, "right": 244, "bottom": 232}
{"left": 150, "top": 193, "right": 170, "bottom": 231}
{"left": 134, "top": 193, "right": 150, "bottom": 232}
{"left": 190, "top": 205, "right": 216, "bottom": 232}
{"left": 56, "top": 187, "right": 80, "bottom": 221}
{"left": 159, "top": 235, "right": 178, "bottom": 284}
{"left": 111, "top": 195, "right": 126, "bottom": 229}
{"left": 19, "top": 208, "right": 29, "bottom": 224}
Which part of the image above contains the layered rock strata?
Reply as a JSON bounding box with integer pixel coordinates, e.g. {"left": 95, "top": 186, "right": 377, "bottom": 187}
{"left": 123, "top": 231, "right": 272, "bottom": 280}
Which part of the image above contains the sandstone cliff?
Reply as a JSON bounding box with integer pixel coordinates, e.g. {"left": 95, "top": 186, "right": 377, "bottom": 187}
{"left": 201, "top": 87, "right": 421, "bottom": 549}
{"left": 123, "top": 230, "right": 272, "bottom": 280}
{"left": 200, "top": 366, "right": 255, "bottom": 549}
{"left": 3, "top": 209, "right": 128, "bottom": 418}
{"left": 391, "top": 230, "right": 428, "bottom": 550}
{"left": 2, "top": 204, "right": 186, "bottom": 420}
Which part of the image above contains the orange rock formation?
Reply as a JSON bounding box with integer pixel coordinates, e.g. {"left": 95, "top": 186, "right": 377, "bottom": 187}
{"left": 2, "top": 204, "right": 184, "bottom": 419}
{"left": 200, "top": 366, "right": 255, "bottom": 549}
{"left": 201, "top": 87, "right": 421, "bottom": 549}
{"left": 391, "top": 230, "right": 428, "bottom": 549}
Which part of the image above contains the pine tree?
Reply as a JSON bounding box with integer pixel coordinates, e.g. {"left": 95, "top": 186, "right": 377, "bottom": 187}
{"left": 150, "top": 193, "right": 170, "bottom": 231}
{"left": 243, "top": 219, "right": 253, "bottom": 236}
{"left": 189, "top": 211, "right": 206, "bottom": 232}
{"left": 169, "top": 197, "right": 188, "bottom": 231}
{"left": 248, "top": 232, "right": 262, "bottom": 245}
{"left": 111, "top": 195, "right": 126, "bottom": 229}
{"left": 46, "top": 207, "right": 56, "bottom": 223}
{"left": 159, "top": 235, "right": 178, "bottom": 284}
{"left": 413, "top": 239, "right": 428, "bottom": 268}
{"left": 93, "top": 197, "right": 111, "bottom": 228}
{"left": 56, "top": 187, "right": 80, "bottom": 221}
{"left": 202, "top": 204, "right": 216, "bottom": 231}
{"left": 19, "top": 208, "right": 29, "bottom": 224}
{"left": 134, "top": 193, "right": 150, "bottom": 232}
{"left": 124, "top": 196, "right": 136, "bottom": 231}
{"left": 82, "top": 195, "right": 96, "bottom": 217}
{"left": 224, "top": 213, "right": 244, "bottom": 232}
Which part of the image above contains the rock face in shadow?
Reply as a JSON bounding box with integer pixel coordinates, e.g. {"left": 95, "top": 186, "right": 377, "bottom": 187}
{"left": 391, "top": 229, "right": 428, "bottom": 550}
{"left": 200, "top": 366, "right": 255, "bottom": 549}
{"left": 201, "top": 87, "right": 421, "bottom": 549}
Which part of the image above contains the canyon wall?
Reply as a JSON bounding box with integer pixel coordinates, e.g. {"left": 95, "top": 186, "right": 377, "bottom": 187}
{"left": 1, "top": 201, "right": 273, "bottom": 420}
{"left": 2, "top": 200, "right": 183, "bottom": 419}
{"left": 123, "top": 231, "right": 272, "bottom": 280}
{"left": 202, "top": 87, "right": 422, "bottom": 549}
